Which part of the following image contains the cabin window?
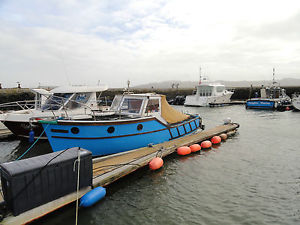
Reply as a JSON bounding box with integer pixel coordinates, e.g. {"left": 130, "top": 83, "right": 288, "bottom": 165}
{"left": 216, "top": 86, "right": 225, "bottom": 92}
{"left": 65, "top": 93, "right": 91, "bottom": 109}
{"left": 42, "top": 93, "right": 72, "bottom": 110}
{"left": 146, "top": 99, "right": 159, "bottom": 113}
{"left": 120, "top": 98, "right": 143, "bottom": 114}
{"left": 110, "top": 95, "right": 123, "bottom": 111}
{"left": 198, "top": 86, "right": 212, "bottom": 97}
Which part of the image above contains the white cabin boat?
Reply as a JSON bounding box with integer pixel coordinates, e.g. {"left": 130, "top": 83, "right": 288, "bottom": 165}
{"left": 184, "top": 80, "right": 233, "bottom": 107}
{"left": 0, "top": 85, "right": 108, "bottom": 138}
{"left": 292, "top": 93, "right": 300, "bottom": 111}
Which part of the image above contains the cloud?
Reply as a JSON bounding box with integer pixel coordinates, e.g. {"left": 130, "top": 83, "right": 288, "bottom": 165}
{"left": 1, "top": 0, "right": 300, "bottom": 88}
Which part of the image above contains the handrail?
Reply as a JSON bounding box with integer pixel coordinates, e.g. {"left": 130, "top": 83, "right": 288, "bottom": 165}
{"left": 39, "top": 95, "right": 99, "bottom": 120}
{"left": 0, "top": 96, "right": 106, "bottom": 121}
{"left": 0, "top": 100, "right": 36, "bottom": 112}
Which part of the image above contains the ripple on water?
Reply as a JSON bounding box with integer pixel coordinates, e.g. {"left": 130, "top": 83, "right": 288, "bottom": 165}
{"left": 2, "top": 106, "right": 300, "bottom": 225}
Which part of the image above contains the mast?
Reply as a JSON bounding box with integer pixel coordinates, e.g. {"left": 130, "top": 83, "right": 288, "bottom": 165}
{"left": 272, "top": 68, "right": 275, "bottom": 85}
{"left": 199, "top": 67, "right": 202, "bottom": 85}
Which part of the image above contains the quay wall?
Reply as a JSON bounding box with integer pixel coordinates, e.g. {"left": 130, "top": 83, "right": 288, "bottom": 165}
{"left": 104, "top": 86, "right": 300, "bottom": 101}
{"left": 1, "top": 86, "right": 300, "bottom": 104}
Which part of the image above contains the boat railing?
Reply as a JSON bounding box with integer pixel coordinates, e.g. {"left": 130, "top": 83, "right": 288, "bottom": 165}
{"left": 43, "top": 96, "right": 113, "bottom": 121}
{"left": 0, "top": 100, "right": 37, "bottom": 112}
{"left": 0, "top": 96, "right": 111, "bottom": 121}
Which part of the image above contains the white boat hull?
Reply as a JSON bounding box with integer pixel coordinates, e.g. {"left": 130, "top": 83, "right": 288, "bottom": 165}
{"left": 292, "top": 96, "right": 300, "bottom": 111}
{"left": 184, "top": 92, "right": 233, "bottom": 107}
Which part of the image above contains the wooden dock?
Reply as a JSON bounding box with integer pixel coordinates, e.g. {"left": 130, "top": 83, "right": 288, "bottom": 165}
{"left": 1, "top": 123, "right": 239, "bottom": 225}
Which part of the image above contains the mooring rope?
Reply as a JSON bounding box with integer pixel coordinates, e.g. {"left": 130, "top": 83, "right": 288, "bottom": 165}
{"left": 16, "top": 123, "right": 50, "bottom": 160}
{"left": 74, "top": 148, "right": 81, "bottom": 225}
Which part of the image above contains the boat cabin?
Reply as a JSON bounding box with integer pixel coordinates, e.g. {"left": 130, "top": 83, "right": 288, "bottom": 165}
{"left": 194, "top": 84, "right": 226, "bottom": 97}
{"left": 110, "top": 93, "right": 189, "bottom": 124}
{"left": 38, "top": 85, "right": 108, "bottom": 111}
{"left": 260, "top": 86, "right": 288, "bottom": 99}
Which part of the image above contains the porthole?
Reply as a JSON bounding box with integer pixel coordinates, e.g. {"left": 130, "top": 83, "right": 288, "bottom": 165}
{"left": 107, "top": 126, "right": 115, "bottom": 133}
{"left": 137, "top": 124, "right": 143, "bottom": 131}
{"left": 71, "top": 127, "right": 80, "bottom": 134}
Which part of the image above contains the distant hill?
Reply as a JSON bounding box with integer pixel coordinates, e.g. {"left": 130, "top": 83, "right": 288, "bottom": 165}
{"left": 133, "top": 78, "right": 300, "bottom": 89}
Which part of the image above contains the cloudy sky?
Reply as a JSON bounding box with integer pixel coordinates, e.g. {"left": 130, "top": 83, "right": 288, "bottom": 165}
{"left": 1, "top": 0, "right": 300, "bottom": 88}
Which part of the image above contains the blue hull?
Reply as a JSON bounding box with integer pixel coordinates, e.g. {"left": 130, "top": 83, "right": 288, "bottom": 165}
{"left": 246, "top": 100, "right": 275, "bottom": 109}
{"left": 42, "top": 116, "right": 201, "bottom": 156}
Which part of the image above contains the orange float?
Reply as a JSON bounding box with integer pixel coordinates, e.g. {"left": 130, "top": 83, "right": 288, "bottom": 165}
{"left": 190, "top": 144, "right": 201, "bottom": 152}
{"left": 220, "top": 133, "right": 227, "bottom": 141}
{"left": 211, "top": 136, "right": 221, "bottom": 144}
{"left": 149, "top": 157, "right": 164, "bottom": 170}
{"left": 201, "top": 140, "right": 212, "bottom": 149}
{"left": 177, "top": 146, "right": 191, "bottom": 155}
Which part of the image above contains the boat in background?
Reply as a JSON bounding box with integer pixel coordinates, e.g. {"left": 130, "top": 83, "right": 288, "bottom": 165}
{"left": 246, "top": 69, "right": 291, "bottom": 110}
{"left": 184, "top": 68, "right": 234, "bottom": 107}
{"left": 40, "top": 93, "right": 204, "bottom": 156}
{"left": 292, "top": 93, "right": 300, "bottom": 111}
{"left": 0, "top": 85, "right": 109, "bottom": 139}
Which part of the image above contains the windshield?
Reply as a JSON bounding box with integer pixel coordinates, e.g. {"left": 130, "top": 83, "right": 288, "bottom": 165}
{"left": 41, "top": 93, "right": 72, "bottom": 110}
{"left": 146, "top": 99, "right": 159, "bottom": 113}
{"left": 65, "top": 93, "right": 91, "bottom": 109}
{"left": 120, "top": 98, "right": 144, "bottom": 114}
{"left": 216, "top": 86, "right": 225, "bottom": 92}
{"left": 110, "top": 95, "right": 123, "bottom": 111}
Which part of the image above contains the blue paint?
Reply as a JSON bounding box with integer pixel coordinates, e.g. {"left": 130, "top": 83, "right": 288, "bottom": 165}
{"left": 246, "top": 100, "right": 275, "bottom": 109}
{"left": 80, "top": 187, "right": 106, "bottom": 207}
{"left": 41, "top": 116, "right": 201, "bottom": 156}
{"left": 29, "top": 130, "right": 35, "bottom": 143}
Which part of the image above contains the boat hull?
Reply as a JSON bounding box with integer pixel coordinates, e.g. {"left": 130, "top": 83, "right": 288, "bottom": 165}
{"left": 2, "top": 121, "right": 46, "bottom": 139}
{"left": 246, "top": 99, "right": 275, "bottom": 109}
{"left": 184, "top": 93, "right": 233, "bottom": 107}
{"left": 246, "top": 98, "right": 291, "bottom": 110}
{"left": 41, "top": 116, "right": 202, "bottom": 156}
{"left": 292, "top": 96, "right": 300, "bottom": 111}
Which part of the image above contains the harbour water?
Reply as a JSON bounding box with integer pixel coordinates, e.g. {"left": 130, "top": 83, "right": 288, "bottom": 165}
{"left": 1, "top": 105, "right": 300, "bottom": 225}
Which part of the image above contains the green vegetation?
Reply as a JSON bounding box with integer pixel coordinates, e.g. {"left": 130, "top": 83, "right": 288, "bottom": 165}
{"left": 0, "top": 88, "right": 35, "bottom": 104}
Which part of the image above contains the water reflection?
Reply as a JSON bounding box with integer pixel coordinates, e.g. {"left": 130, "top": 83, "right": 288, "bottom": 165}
{"left": 0, "top": 138, "right": 52, "bottom": 163}
{"left": 1, "top": 105, "right": 300, "bottom": 225}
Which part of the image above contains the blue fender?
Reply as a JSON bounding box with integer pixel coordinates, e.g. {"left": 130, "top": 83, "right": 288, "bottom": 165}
{"left": 29, "top": 130, "right": 35, "bottom": 143}
{"left": 80, "top": 186, "right": 106, "bottom": 207}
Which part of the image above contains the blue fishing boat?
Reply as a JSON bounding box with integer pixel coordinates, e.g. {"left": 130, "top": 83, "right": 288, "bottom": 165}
{"left": 246, "top": 69, "right": 291, "bottom": 110}
{"left": 40, "top": 93, "right": 204, "bottom": 156}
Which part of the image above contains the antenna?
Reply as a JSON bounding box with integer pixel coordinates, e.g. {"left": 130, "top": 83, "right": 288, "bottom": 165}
{"left": 127, "top": 80, "right": 130, "bottom": 92}
{"left": 272, "top": 68, "right": 275, "bottom": 85}
{"left": 199, "top": 67, "right": 202, "bottom": 85}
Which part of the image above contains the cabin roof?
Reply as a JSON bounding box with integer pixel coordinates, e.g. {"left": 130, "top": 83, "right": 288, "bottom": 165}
{"left": 50, "top": 85, "right": 108, "bottom": 94}
{"left": 31, "top": 88, "right": 52, "bottom": 95}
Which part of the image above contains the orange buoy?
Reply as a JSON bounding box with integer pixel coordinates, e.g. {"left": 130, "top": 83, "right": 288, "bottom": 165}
{"left": 177, "top": 146, "right": 191, "bottom": 156}
{"left": 149, "top": 157, "right": 164, "bottom": 170}
{"left": 211, "top": 136, "right": 221, "bottom": 145}
{"left": 201, "top": 140, "right": 212, "bottom": 149}
{"left": 190, "top": 144, "right": 201, "bottom": 152}
{"left": 220, "top": 133, "right": 227, "bottom": 141}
